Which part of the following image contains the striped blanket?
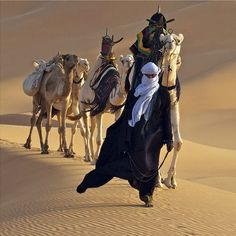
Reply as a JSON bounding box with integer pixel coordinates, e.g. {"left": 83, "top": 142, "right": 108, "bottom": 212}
{"left": 89, "top": 64, "right": 120, "bottom": 116}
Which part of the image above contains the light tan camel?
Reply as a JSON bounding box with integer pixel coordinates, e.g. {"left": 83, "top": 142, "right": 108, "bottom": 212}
{"left": 157, "top": 32, "right": 184, "bottom": 189}
{"left": 69, "top": 52, "right": 134, "bottom": 163}
{"left": 37, "top": 54, "right": 79, "bottom": 157}
{"left": 65, "top": 58, "right": 90, "bottom": 154}
{"left": 119, "top": 32, "right": 184, "bottom": 188}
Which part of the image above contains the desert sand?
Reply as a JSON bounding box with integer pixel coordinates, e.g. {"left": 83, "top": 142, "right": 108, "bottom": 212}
{"left": 0, "top": 1, "right": 236, "bottom": 235}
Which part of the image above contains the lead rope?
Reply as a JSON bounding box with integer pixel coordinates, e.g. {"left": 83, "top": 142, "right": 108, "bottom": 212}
{"left": 127, "top": 150, "right": 170, "bottom": 182}
{"left": 158, "top": 151, "right": 169, "bottom": 170}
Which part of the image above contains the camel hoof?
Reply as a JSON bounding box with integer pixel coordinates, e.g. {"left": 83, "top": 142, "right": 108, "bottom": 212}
{"left": 69, "top": 148, "right": 76, "bottom": 155}
{"left": 41, "top": 150, "right": 49, "bottom": 154}
{"left": 171, "top": 178, "right": 177, "bottom": 189}
{"left": 24, "top": 143, "right": 31, "bottom": 149}
{"left": 162, "top": 178, "right": 172, "bottom": 189}
{"left": 90, "top": 159, "right": 97, "bottom": 165}
{"left": 64, "top": 150, "right": 74, "bottom": 158}
{"left": 57, "top": 147, "right": 63, "bottom": 152}
{"left": 155, "top": 182, "right": 163, "bottom": 188}
{"left": 84, "top": 157, "right": 90, "bottom": 162}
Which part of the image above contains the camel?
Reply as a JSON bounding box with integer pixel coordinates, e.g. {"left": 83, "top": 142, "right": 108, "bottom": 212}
{"left": 157, "top": 32, "right": 184, "bottom": 189}
{"left": 66, "top": 58, "right": 90, "bottom": 154}
{"left": 24, "top": 56, "right": 90, "bottom": 157}
{"left": 121, "top": 32, "right": 184, "bottom": 189}
{"left": 76, "top": 53, "right": 134, "bottom": 163}
{"left": 24, "top": 53, "right": 63, "bottom": 150}
{"left": 36, "top": 54, "right": 79, "bottom": 157}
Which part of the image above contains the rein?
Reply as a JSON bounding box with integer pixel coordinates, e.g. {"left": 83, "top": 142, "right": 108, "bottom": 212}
{"left": 127, "top": 150, "right": 170, "bottom": 182}
{"left": 158, "top": 151, "right": 169, "bottom": 170}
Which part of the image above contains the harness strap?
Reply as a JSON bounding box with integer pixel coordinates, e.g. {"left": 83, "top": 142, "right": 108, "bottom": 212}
{"left": 160, "top": 84, "right": 176, "bottom": 90}
{"left": 73, "top": 77, "right": 83, "bottom": 84}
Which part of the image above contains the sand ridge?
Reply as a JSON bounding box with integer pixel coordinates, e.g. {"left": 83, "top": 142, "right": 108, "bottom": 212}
{"left": 1, "top": 141, "right": 236, "bottom": 236}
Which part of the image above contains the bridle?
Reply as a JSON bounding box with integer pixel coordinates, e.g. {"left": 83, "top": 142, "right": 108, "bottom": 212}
{"left": 73, "top": 65, "right": 87, "bottom": 85}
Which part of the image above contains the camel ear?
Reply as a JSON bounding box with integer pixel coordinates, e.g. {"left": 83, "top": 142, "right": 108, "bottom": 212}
{"left": 120, "top": 54, "right": 124, "bottom": 62}
{"left": 159, "top": 34, "right": 166, "bottom": 42}
{"left": 176, "top": 34, "right": 184, "bottom": 45}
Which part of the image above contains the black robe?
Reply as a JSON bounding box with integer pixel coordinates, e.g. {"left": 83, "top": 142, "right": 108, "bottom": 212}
{"left": 77, "top": 86, "right": 172, "bottom": 193}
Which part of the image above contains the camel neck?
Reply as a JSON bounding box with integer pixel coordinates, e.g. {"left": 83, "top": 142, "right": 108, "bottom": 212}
{"left": 161, "top": 52, "right": 178, "bottom": 87}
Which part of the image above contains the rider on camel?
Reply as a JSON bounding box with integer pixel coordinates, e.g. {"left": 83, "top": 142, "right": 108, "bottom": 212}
{"left": 129, "top": 9, "right": 175, "bottom": 89}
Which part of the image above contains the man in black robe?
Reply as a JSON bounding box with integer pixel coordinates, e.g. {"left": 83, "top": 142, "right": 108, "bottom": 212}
{"left": 77, "top": 62, "right": 173, "bottom": 207}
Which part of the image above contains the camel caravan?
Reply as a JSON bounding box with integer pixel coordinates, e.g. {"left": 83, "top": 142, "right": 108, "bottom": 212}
{"left": 23, "top": 9, "right": 184, "bottom": 189}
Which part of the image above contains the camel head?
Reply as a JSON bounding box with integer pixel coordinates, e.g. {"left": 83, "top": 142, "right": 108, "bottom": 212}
{"left": 120, "top": 54, "right": 134, "bottom": 71}
{"left": 63, "top": 54, "right": 79, "bottom": 71}
{"left": 160, "top": 33, "right": 184, "bottom": 54}
{"left": 78, "top": 58, "right": 90, "bottom": 73}
{"left": 75, "top": 58, "right": 90, "bottom": 81}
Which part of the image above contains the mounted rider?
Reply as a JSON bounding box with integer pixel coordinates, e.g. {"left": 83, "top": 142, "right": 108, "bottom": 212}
{"left": 89, "top": 31, "right": 123, "bottom": 116}
{"left": 100, "top": 30, "right": 123, "bottom": 69}
{"left": 129, "top": 9, "right": 175, "bottom": 89}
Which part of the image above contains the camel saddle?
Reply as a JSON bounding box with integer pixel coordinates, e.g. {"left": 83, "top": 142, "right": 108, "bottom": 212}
{"left": 88, "top": 63, "right": 120, "bottom": 116}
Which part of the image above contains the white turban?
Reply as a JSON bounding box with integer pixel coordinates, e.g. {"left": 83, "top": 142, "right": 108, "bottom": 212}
{"left": 128, "top": 62, "right": 161, "bottom": 127}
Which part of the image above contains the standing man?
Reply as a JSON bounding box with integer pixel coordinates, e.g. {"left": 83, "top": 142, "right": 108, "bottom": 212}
{"left": 76, "top": 62, "right": 173, "bottom": 207}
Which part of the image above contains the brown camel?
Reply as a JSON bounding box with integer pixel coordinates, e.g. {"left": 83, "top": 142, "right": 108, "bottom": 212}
{"left": 36, "top": 54, "right": 79, "bottom": 157}
{"left": 24, "top": 53, "right": 63, "bottom": 150}
{"left": 24, "top": 56, "right": 90, "bottom": 157}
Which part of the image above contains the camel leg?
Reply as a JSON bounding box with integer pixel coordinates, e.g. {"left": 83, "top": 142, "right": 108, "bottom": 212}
{"left": 94, "top": 113, "right": 103, "bottom": 162}
{"left": 69, "top": 118, "right": 86, "bottom": 156}
{"left": 24, "top": 105, "right": 40, "bottom": 149}
{"left": 89, "top": 116, "right": 96, "bottom": 164}
{"left": 69, "top": 120, "right": 77, "bottom": 154}
{"left": 163, "top": 103, "right": 183, "bottom": 189}
{"left": 82, "top": 113, "right": 92, "bottom": 162}
{"left": 36, "top": 110, "right": 44, "bottom": 152}
{"left": 56, "top": 111, "right": 63, "bottom": 152}
{"left": 60, "top": 104, "right": 73, "bottom": 158}
{"left": 42, "top": 102, "right": 52, "bottom": 154}
{"left": 77, "top": 119, "right": 86, "bottom": 154}
{"left": 156, "top": 171, "right": 164, "bottom": 188}
{"left": 69, "top": 102, "right": 84, "bottom": 155}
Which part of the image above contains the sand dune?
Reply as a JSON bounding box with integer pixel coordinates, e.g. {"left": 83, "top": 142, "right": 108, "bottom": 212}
{"left": 1, "top": 124, "right": 235, "bottom": 193}
{"left": 1, "top": 1, "right": 236, "bottom": 235}
{"left": 1, "top": 141, "right": 236, "bottom": 236}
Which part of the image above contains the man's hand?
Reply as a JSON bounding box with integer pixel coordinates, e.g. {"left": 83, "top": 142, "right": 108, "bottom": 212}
{"left": 166, "top": 141, "right": 173, "bottom": 152}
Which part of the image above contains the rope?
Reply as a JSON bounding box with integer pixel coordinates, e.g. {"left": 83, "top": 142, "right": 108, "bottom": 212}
{"left": 158, "top": 151, "right": 169, "bottom": 170}
{"left": 127, "top": 150, "right": 170, "bottom": 182}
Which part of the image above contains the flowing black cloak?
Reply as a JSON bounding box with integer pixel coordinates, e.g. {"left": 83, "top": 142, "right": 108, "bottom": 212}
{"left": 81, "top": 86, "right": 172, "bottom": 189}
